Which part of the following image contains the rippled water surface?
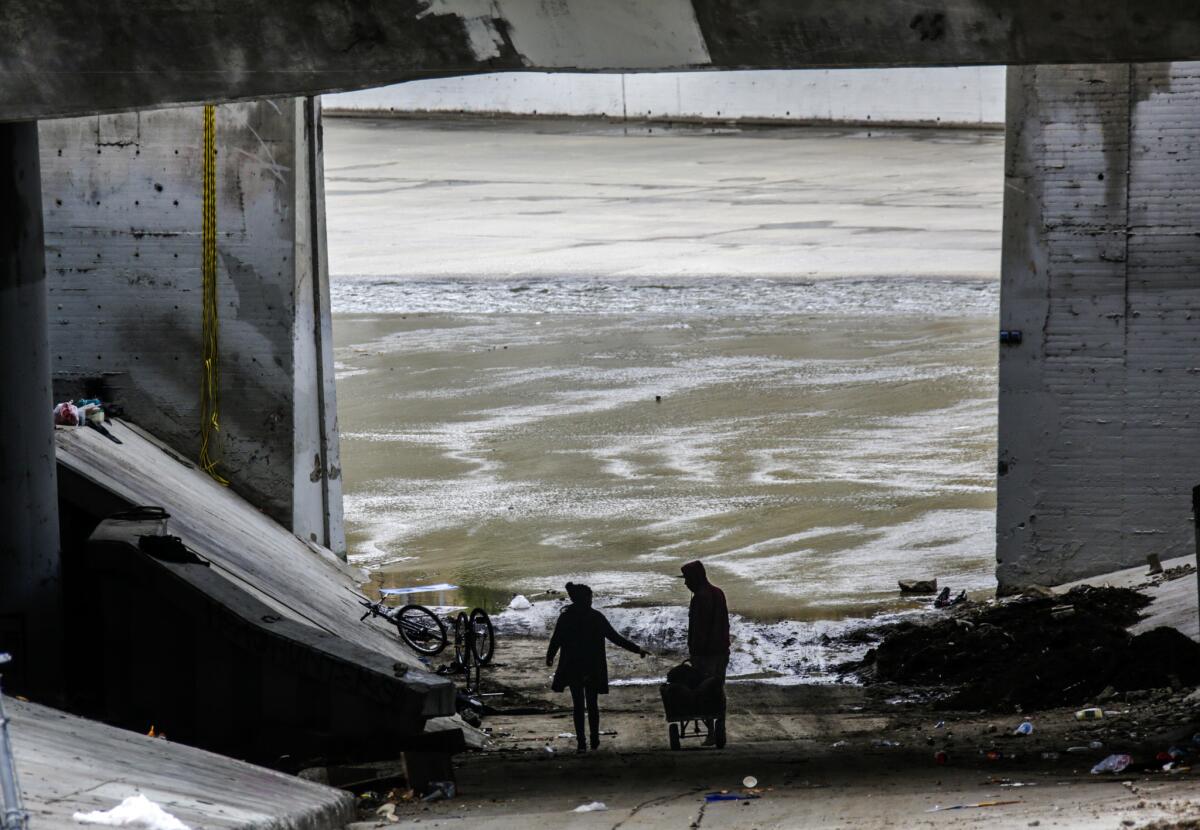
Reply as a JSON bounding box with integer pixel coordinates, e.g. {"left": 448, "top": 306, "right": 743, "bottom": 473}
{"left": 325, "top": 119, "right": 1001, "bottom": 679}
{"left": 334, "top": 278, "right": 997, "bottom": 625}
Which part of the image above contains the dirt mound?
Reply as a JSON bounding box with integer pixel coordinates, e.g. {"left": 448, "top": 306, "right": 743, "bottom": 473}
{"left": 844, "top": 586, "right": 1175, "bottom": 711}
{"left": 1111, "top": 627, "right": 1200, "bottom": 691}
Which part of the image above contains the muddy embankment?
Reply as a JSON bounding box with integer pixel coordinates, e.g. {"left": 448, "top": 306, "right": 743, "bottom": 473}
{"left": 840, "top": 584, "right": 1200, "bottom": 712}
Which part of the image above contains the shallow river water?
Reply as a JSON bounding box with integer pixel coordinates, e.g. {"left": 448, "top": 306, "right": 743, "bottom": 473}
{"left": 325, "top": 119, "right": 1002, "bottom": 680}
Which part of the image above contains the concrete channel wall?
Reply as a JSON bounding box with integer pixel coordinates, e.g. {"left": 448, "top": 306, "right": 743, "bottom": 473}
{"left": 998, "top": 62, "right": 1200, "bottom": 589}
{"left": 324, "top": 68, "right": 1007, "bottom": 127}
{"left": 39, "top": 100, "right": 345, "bottom": 556}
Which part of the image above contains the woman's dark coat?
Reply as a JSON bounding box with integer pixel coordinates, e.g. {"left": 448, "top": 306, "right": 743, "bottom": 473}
{"left": 546, "top": 604, "right": 641, "bottom": 693}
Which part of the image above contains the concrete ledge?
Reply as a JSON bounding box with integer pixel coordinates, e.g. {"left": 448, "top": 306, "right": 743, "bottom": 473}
{"left": 8, "top": 697, "right": 355, "bottom": 830}
{"left": 322, "top": 109, "right": 1005, "bottom": 132}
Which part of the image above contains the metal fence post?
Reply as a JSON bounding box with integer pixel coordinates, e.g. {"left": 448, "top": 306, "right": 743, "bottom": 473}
{"left": 0, "top": 653, "right": 28, "bottom": 830}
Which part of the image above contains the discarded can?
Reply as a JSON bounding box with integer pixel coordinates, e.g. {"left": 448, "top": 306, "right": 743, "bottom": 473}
{"left": 934, "top": 751, "right": 949, "bottom": 765}
{"left": 1075, "top": 708, "right": 1105, "bottom": 721}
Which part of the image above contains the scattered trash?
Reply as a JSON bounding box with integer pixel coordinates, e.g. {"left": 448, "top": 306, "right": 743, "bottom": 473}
{"left": 74, "top": 795, "right": 190, "bottom": 830}
{"left": 934, "top": 587, "right": 967, "bottom": 608}
{"left": 375, "top": 803, "right": 398, "bottom": 823}
{"left": 1066, "top": 746, "right": 1093, "bottom": 754}
{"left": 742, "top": 776, "right": 758, "bottom": 789}
{"left": 1013, "top": 721, "right": 1034, "bottom": 736}
{"left": 898, "top": 579, "right": 937, "bottom": 594}
{"left": 1050, "top": 604, "right": 1075, "bottom": 621}
{"left": 830, "top": 740, "right": 848, "bottom": 748}
{"left": 1091, "top": 754, "right": 1133, "bottom": 774}
{"left": 705, "top": 793, "right": 760, "bottom": 803}
{"left": 872, "top": 739, "right": 901, "bottom": 749}
{"left": 846, "top": 586, "right": 1162, "bottom": 711}
{"left": 934, "top": 721, "right": 946, "bottom": 730}
{"left": 927, "top": 800, "right": 1021, "bottom": 813}
{"left": 508, "top": 595, "right": 532, "bottom": 611}
{"left": 934, "top": 751, "right": 949, "bottom": 765}
{"left": 985, "top": 750, "right": 1004, "bottom": 762}
{"left": 1000, "top": 782, "right": 1036, "bottom": 788}
{"left": 53, "top": 399, "right": 123, "bottom": 443}
{"left": 1089, "top": 741, "right": 1105, "bottom": 750}
{"left": 1075, "top": 707, "right": 1105, "bottom": 721}
{"left": 54, "top": 401, "right": 81, "bottom": 426}
{"left": 421, "top": 782, "right": 456, "bottom": 803}
{"left": 573, "top": 802, "right": 607, "bottom": 813}
{"left": 544, "top": 745, "right": 554, "bottom": 754}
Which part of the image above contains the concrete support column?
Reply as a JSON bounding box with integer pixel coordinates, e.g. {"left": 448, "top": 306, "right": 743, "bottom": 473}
{"left": 998, "top": 62, "right": 1200, "bottom": 592}
{"left": 0, "top": 121, "right": 62, "bottom": 696}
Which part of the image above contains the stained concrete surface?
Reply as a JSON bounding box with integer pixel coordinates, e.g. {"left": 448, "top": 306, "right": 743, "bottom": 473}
{"left": 998, "top": 62, "right": 1200, "bottom": 590}
{"left": 9, "top": 697, "right": 354, "bottom": 830}
{"left": 55, "top": 418, "right": 452, "bottom": 689}
{"left": 4, "top": 2, "right": 1200, "bottom": 120}
{"left": 41, "top": 100, "right": 344, "bottom": 554}
{"left": 324, "top": 117, "right": 1003, "bottom": 281}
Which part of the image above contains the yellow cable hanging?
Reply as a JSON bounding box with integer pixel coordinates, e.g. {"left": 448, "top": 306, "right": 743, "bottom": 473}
{"left": 199, "top": 104, "right": 228, "bottom": 485}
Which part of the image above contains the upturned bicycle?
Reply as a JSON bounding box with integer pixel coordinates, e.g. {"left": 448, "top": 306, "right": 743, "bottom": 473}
{"left": 354, "top": 592, "right": 495, "bottom": 667}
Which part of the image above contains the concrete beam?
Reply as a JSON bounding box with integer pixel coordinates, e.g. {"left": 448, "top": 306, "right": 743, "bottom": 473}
{"left": 4, "top": 1, "right": 1200, "bottom": 120}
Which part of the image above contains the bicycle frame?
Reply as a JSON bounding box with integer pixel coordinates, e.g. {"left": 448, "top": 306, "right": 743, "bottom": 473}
{"left": 0, "top": 654, "right": 29, "bottom": 830}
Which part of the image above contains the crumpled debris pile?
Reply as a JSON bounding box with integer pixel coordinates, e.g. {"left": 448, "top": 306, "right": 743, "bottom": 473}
{"left": 54, "top": 398, "right": 123, "bottom": 443}
{"left": 844, "top": 586, "right": 1200, "bottom": 711}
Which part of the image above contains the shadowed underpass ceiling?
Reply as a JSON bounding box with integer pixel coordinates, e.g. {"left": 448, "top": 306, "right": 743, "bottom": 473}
{"left": 3, "top": 0, "right": 1200, "bottom": 120}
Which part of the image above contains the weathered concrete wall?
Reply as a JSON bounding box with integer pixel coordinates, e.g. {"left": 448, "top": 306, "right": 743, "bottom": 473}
{"left": 4, "top": 1, "right": 1200, "bottom": 121}
{"left": 998, "top": 63, "right": 1200, "bottom": 589}
{"left": 40, "top": 99, "right": 344, "bottom": 556}
{"left": 325, "top": 68, "right": 1007, "bottom": 127}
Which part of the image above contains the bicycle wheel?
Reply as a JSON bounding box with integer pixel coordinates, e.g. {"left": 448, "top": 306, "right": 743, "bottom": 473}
{"left": 452, "top": 611, "right": 469, "bottom": 668}
{"left": 395, "top": 605, "right": 447, "bottom": 655}
{"left": 469, "top": 608, "right": 495, "bottom": 666}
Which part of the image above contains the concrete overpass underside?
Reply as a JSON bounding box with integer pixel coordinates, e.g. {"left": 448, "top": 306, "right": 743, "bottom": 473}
{"left": 3, "top": 1, "right": 1200, "bottom": 121}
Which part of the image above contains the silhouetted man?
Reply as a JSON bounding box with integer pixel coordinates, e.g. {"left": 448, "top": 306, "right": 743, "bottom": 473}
{"left": 681, "top": 559, "right": 729, "bottom": 744}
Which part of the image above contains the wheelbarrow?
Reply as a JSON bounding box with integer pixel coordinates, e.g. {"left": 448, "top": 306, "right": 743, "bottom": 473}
{"left": 659, "top": 678, "right": 726, "bottom": 750}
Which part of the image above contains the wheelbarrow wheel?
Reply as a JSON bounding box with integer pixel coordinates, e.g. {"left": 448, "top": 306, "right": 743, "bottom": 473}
{"left": 714, "top": 718, "right": 726, "bottom": 749}
{"left": 668, "top": 722, "right": 681, "bottom": 751}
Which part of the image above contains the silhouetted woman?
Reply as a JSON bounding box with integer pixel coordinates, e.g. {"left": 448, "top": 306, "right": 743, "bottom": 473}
{"left": 546, "top": 582, "right": 647, "bottom": 753}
